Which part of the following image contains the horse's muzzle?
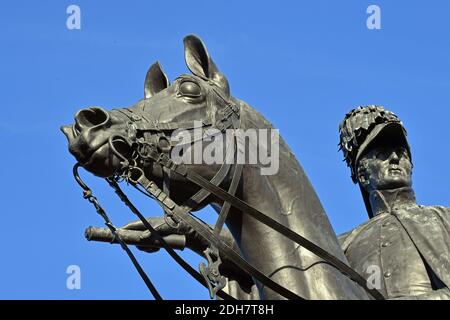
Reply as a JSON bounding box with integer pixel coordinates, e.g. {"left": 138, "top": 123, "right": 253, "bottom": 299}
{"left": 61, "top": 107, "right": 128, "bottom": 177}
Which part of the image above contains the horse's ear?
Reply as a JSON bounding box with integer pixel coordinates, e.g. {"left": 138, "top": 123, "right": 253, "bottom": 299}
{"left": 144, "top": 61, "right": 169, "bottom": 99}
{"left": 183, "top": 34, "right": 230, "bottom": 97}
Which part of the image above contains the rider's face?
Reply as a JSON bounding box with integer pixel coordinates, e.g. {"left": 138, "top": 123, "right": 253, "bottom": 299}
{"left": 357, "top": 145, "right": 412, "bottom": 192}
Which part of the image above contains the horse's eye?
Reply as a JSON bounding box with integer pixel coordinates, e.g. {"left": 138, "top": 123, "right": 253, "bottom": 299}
{"left": 179, "top": 81, "right": 202, "bottom": 97}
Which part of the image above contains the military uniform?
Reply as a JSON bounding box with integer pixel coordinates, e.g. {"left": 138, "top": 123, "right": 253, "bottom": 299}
{"left": 339, "top": 188, "right": 450, "bottom": 299}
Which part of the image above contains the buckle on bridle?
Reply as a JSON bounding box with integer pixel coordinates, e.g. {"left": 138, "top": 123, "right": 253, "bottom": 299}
{"left": 156, "top": 153, "right": 172, "bottom": 167}
{"left": 199, "top": 246, "right": 227, "bottom": 299}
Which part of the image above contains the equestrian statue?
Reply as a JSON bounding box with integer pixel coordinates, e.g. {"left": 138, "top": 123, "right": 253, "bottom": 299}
{"left": 61, "top": 35, "right": 450, "bottom": 300}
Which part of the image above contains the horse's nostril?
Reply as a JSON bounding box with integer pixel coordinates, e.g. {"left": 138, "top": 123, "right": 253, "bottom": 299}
{"left": 74, "top": 107, "right": 110, "bottom": 131}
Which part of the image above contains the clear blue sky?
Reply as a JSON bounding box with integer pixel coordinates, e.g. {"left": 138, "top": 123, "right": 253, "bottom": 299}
{"left": 0, "top": 1, "right": 449, "bottom": 299}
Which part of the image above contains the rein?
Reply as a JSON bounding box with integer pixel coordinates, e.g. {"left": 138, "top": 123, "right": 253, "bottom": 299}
{"left": 73, "top": 164, "right": 236, "bottom": 300}
{"left": 73, "top": 163, "right": 162, "bottom": 300}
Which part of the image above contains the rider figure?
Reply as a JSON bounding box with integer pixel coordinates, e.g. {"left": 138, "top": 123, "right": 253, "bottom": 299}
{"left": 338, "top": 105, "right": 450, "bottom": 299}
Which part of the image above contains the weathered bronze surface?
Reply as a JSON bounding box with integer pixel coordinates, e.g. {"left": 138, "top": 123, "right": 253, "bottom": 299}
{"left": 61, "top": 36, "right": 450, "bottom": 300}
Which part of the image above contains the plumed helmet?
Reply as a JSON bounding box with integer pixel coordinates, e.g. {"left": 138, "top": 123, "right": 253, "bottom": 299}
{"left": 339, "top": 105, "right": 412, "bottom": 217}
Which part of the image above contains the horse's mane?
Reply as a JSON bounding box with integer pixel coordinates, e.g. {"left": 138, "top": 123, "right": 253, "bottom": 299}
{"left": 236, "top": 98, "right": 304, "bottom": 178}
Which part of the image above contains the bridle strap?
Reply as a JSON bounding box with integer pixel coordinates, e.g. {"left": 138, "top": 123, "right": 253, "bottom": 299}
{"left": 213, "top": 120, "right": 243, "bottom": 236}
{"left": 214, "top": 163, "right": 243, "bottom": 236}
{"left": 213, "top": 112, "right": 243, "bottom": 236}
{"left": 184, "top": 131, "right": 235, "bottom": 209}
{"left": 114, "top": 108, "right": 213, "bottom": 132}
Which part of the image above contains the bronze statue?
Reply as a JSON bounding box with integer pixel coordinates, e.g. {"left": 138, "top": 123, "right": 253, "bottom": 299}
{"left": 62, "top": 35, "right": 449, "bottom": 300}
{"left": 61, "top": 35, "right": 377, "bottom": 300}
{"left": 338, "top": 105, "right": 450, "bottom": 300}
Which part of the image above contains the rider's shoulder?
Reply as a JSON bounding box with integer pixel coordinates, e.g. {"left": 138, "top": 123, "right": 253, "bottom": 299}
{"left": 425, "top": 204, "right": 450, "bottom": 210}
{"left": 339, "top": 215, "right": 382, "bottom": 237}
{"left": 338, "top": 217, "right": 379, "bottom": 252}
{"left": 424, "top": 205, "right": 450, "bottom": 217}
{"left": 411, "top": 204, "right": 450, "bottom": 214}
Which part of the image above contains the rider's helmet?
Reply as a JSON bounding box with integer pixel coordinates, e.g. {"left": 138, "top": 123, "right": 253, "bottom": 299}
{"left": 339, "top": 105, "right": 412, "bottom": 218}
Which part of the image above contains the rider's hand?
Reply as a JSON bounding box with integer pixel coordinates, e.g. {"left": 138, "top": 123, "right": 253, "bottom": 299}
{"left": 121, "top": 216, "right": 206, "bottom": 253}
